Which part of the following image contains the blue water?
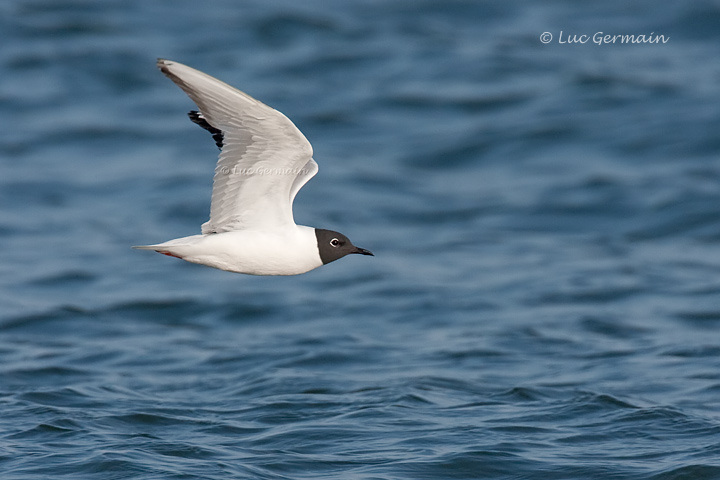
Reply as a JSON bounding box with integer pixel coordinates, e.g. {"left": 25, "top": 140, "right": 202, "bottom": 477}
{"left": 3, "top": 0, "right": 720, "bottom": 478}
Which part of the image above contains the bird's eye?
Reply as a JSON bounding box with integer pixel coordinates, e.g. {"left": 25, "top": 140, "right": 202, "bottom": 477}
{"left": 330, "top": 238, "right": 340, "bottom": 247}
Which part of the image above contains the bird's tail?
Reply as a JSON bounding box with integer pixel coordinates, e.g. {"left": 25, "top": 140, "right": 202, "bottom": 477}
{"left": 132, "top": 244, "right": 183, "bottom": 259}
{"left": 132, "top": 245, "right": 159, "bottom": 251}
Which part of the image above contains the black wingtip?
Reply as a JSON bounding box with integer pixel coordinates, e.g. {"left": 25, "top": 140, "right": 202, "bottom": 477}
{"left": 157, "top": 60, "right": 224, "bottom": 151}
{"left": 188, "top": 111, "right": 224, "bottom": 150}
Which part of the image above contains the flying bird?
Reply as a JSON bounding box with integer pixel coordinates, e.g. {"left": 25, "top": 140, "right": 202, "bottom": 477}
{"left": 134, "top": 59, "right": 373, "bottom": 275}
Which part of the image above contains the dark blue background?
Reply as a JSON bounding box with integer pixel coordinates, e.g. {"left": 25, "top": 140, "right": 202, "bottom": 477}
{"left": 2, "top": 1, "right": 720, "bottom": 478}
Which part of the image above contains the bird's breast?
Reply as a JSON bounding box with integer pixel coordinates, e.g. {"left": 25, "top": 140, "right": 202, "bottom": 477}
{"left": 184, "top": 227, "right": 322, "bottom": 275}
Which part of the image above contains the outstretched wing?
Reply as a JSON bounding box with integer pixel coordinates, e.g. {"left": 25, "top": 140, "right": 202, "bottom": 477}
{"left": 157, "top": 59, "right": 316, "bottom": 233}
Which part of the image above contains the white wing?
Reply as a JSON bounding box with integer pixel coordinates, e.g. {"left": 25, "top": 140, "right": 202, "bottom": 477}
{"left": 157, "top": 59, "right": 316, "bottom": 233}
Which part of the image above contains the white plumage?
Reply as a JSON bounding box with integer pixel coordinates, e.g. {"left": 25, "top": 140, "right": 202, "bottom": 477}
{"left": 134, "top": 59, "right": 372, "bottom": 276}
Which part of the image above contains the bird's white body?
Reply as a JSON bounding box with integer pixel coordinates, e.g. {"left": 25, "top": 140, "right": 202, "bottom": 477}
{"left": 137, "top": 226, "right": 322, "bottom": 276}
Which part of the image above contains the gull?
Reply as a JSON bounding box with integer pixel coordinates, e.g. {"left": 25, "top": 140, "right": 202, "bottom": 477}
{"left": 134, "top": 59, "right": 373, "bottom": 275}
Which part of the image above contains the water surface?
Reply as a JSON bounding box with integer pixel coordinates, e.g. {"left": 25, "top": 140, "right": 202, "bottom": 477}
{"left": 2, "top": 1, "right": 720, "bottom": 478}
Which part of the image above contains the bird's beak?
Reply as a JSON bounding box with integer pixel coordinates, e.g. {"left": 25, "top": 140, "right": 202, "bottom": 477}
{"left": 353, "top": 246, "right": 374, "bottom": 256}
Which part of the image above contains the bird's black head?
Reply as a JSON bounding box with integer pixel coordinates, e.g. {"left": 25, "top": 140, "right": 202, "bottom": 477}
{"left": 315, "top": 228, "right": 373, "bottom": 265}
